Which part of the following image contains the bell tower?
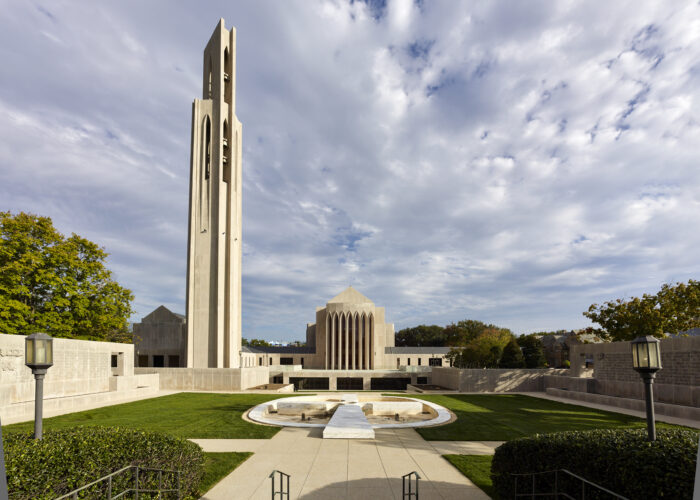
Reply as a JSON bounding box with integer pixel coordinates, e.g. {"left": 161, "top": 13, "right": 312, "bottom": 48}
{"left": 186, "top": 19, "right": 242, "bottom": 368}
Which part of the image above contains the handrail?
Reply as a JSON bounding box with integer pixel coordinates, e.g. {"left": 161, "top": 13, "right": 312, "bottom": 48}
{"left": 54, "top": 465, "right": 181, "bottom": 500}
{"left": 270, "top": 469, "right": 290, "bottom": 499}
{"left": 402, "top": 471, "right": 421, "bottom": 499}
{"left": 512, "top": 468, "right": 629, "bottom": 500}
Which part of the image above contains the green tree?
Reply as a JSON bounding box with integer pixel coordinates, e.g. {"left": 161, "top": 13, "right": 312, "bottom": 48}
{"left": 517, "top": 334, "right": 546, "bottom": 368}
{"left": 583, "top": 280, "right": 700, "bottom": 341}
{"left": 395, "top": 324, "right": 446, "bottom": 346}
{"left": 499, "top": 338, "right": 525, "bottom": 368}
{"left": 0, "top": 212, "right": 133, "bottom": 341}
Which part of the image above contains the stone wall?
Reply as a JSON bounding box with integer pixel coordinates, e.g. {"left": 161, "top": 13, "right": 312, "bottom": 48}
{"left": 431, "top": 367, "right": 568, "bottom": 392}
{"left": 569, "top": 336, "right": 700, "bottom": 407}
{"left": 134, "top": 367, "right": 269, "bottom": 391}
{"left": 0, "top": 334, "right": 159, "bottom": 423}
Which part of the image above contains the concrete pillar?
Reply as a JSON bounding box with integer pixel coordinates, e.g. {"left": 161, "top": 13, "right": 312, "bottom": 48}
{"left": 344, "top": 313, "right": 349, "bottom": 370}
{"left": 351, "top": 313, "right": 356, "bottom": 370}
{"left": 330, "top": 313, "right": 335, "bottom": 370}
{"left": 325, "top": 313, "right": 329, "bottom": 369}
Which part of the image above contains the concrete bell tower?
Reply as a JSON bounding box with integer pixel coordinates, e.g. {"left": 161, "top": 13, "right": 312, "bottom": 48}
{"left": 186, "top": 19, "right": 242, "bottom": 368}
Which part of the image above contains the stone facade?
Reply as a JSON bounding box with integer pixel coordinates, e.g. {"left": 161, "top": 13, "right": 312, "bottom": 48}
{"left": 186, "top": 19, "right": 243, "bottom": 368}
{"left": 245, "top": 287, "right": 451, "bottom": 371}
{"left": 132, "top": 305, "right": 186, "bottom": 367}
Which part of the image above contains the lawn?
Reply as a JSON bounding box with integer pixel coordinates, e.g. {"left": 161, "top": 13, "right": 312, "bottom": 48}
{"left": 444, "top": 455, "right": 494, "bottom": 498}
{"left": 402, "top": 394, "right": 677, "bottom": 440}
{"left": 2, "top": 392, "right": 293, "bottom": 439}
{"left": 200, "top": 452, "right": 252, "bottom": 495}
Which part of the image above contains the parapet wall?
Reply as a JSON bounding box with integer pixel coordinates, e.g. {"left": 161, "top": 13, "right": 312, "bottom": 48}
{"left": 567, "top": 336, "right": 700, "bottom": 407}
{"left": 0, "top": 334, "right": 159, "bottom": 423}
{"left": 431, "top": 367, "right": 568, "bottom": 392}
{"left": 134, "top": 366, "right": 269, "bottom": 391}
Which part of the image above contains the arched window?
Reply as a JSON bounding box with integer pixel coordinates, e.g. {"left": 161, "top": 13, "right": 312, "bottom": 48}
{"left": 224, "top": 47, "right": 232, "bottom": 104}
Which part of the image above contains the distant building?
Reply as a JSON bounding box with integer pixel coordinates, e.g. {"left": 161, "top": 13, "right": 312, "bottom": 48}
{"left": 132, "top": 306, "right": 186, "bottom": 367}
{"left": 538, "top": 330, "right": 603, "bottom": 368}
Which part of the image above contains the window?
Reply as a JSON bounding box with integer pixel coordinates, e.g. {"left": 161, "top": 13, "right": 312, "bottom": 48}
{"left": 429, "top": 358, "right": 442, "bottom": 367}
{"left": 138, "top": 355, "right": 148, "bottom": 367}
{"left": 397, "top": 358, "right": 400, "bottom": 369}
{"left": 168, "top": 355, "right": 180, "bottom": 367}
{"left": 407, "top": 358, "right": 411, "bottom": 365}
{"left": 153, "top": 355, "right": 164, "bottom": 368}
{"left": 259, "top": 357, "right": 262, "bottom": 366}
{"left": 111, "top": 355, "right": 118, "bottom": 368}
{"left": 301, "top": 357, "right": 304, "bottom": 367}
{"left": 418, "top": 358, "right": 422, "bottom": 366}
{"left": 280, "top": 357, "right": 294, "bottom": 365}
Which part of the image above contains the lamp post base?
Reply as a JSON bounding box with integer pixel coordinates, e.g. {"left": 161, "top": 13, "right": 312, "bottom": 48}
{"left": 641, "top": 371, "right": 657, "bottom": 442}
{"left": 33, "top": 369, "right": 47, "bottom": 440}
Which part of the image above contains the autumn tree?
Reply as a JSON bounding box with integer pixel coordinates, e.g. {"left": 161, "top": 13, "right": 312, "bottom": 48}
{"left": 446, "top": 322, "right": 515, "bottom": 368}
{"left": 583, "top": 280, "right": 700, "bottom": 341}
{"left": 0, "top": 212, "right": 133, "bottom": 341}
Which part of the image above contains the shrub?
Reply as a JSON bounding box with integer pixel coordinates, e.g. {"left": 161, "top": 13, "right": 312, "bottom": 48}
{"left": 491, "top": 428, "right": 699, "bottom": 500}
{"left": 4, "top": 426, "right": 204, "bottom": 499}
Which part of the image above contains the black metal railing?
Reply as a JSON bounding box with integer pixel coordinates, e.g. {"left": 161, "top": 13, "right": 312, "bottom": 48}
{"left": 269, "top": 469, "right": 290, "bottom": 499}
{"left": 402, "top": 471, "right": 420, "bottom": 499}
{"left": 54, "top": 465, "right": 181, "bottom": 499}
{"left": 512, "top": 469, "right": 629, "bottom": 500}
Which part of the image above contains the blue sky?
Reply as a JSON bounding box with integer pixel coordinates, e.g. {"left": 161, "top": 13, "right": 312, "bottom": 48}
{"left": 1, "top": 1, "right": 698, "bottom": 341}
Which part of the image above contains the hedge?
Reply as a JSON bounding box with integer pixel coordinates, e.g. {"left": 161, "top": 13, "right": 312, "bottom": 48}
{"left": 491, "top": 428, "right": 699, "bottom": 500}
{"left": 4, "top": 426, "right": 205, "bottom": 499}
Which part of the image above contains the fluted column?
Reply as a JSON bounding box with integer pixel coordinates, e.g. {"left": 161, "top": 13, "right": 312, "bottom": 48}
{"left": 363, "top": 314, "right": 369, "bottom": 370}
{"left": 325, "top": 313, "right": 329, "bottom": 369}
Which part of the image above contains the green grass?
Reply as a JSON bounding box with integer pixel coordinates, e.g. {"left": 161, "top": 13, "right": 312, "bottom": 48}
{"left": 398, "top": 394, "right": 679, "bottom": 440}
{"left": 2, "top": 392, "right": 294, "bottom": 439}
{"left": 444, "top": 455, "right": 494, "bottom": 498}
{"left": 200, "top": 452, "right": 252, "bottom": 495}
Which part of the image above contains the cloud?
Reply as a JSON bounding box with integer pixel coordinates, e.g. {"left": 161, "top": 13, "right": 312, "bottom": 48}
{"left": 1, "top": 1, "right": 698, "bottom": 340}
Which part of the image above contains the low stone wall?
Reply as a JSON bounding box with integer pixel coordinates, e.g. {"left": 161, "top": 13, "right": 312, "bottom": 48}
{"left": 0, "top": 334, "right": 161, "bottom": 423}
{"left": 134, "top": 367, "right": 269, "bottom": 391}
{"left": 546, "top": 387, "right": 700, "bottom": 421}
{"left": 431, "top": 367, "right": 568, "bottom": 392}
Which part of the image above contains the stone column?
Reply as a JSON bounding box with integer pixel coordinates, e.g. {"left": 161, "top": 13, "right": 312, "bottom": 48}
{"left": 344, "top": 313, "right": 349, "bottom": 370}
{"left": 330, "top": 313, "right": 335, "bottom": 370}
{"left": 351, "top": 313, "right": 356, "bottom": 370}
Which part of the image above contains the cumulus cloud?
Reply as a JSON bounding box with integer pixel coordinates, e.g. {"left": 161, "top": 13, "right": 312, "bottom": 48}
{"left": 1, "top": 1, "right": 698, "bottom": 340}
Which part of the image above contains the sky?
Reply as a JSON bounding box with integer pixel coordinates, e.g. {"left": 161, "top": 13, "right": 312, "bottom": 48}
{"left": 1, "top": 1, "right": 698, "bottom": 342}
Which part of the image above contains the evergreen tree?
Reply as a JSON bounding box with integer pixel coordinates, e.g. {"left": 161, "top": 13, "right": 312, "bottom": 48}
{"left": 499, "top": 338, "right": 525, "bottom": 368}
{"left": 517, "top": 334, "right": 547, "bottom": 368}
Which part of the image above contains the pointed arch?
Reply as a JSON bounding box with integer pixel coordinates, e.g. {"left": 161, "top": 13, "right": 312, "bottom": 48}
{"left": 199, "top": 115, "right": 211, "bottom": 231}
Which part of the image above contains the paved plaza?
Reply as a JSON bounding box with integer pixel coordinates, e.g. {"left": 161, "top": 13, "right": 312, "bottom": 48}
{"left": 196, "top": 428, "right": 499, "bottom": 499}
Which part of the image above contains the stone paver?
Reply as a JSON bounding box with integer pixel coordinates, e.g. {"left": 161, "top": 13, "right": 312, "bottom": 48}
{"left": 200, "top": 427, "right": 490, "bottom": 500}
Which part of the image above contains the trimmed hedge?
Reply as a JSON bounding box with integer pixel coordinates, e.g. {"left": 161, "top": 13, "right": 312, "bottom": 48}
{"left": 4, "top": 426, "right": 204, "bottom": 499}
{"left": 491, "top": 428, "right": 699, "bottom": 500}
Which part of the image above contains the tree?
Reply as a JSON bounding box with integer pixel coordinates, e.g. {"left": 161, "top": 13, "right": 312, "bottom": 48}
{"left": 517, "top": 334, "right": 546, "bottom": 368}
{"left": 395, "top": 325, "right": 446, "bottom": 346}
{"left": 0, "top": 212, "right": 133, "bottom": 341}
{"left": 499, "top": 338, "right": 525, "bottom": 368}
{"left": 583, "top": 280, "right": 700, "bottom": 341}
{"left": 242, "top": 338, "right": 272, "bottom": 347}
{"left": 446, "top": 324, "right": 515, "bottom": 368}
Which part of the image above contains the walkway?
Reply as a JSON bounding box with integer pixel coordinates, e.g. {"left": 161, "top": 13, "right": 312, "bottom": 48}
{"left": 197, "top": 428, "right": 497, "bottom": 500}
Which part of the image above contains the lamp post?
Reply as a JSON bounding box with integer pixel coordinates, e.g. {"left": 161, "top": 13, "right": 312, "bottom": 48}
{"left": 25, "top": 332, "right": 54, "bottom": 440}
{"left": 631, "top": 336, "right": 662, "bottom": 441}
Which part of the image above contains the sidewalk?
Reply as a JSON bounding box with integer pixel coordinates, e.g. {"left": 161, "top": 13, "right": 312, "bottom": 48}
{"left": 199, "top": 427, "right": 493, "bottom": 500}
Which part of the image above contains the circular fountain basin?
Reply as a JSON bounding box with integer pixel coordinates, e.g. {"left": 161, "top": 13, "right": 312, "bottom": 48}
{"left": 247, "top": 394, "right": 451, "bottom": 429}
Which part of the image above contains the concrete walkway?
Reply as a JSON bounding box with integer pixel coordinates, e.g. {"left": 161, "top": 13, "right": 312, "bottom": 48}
{"left": 199, "top": 427, "right": 494, "bottom": 500}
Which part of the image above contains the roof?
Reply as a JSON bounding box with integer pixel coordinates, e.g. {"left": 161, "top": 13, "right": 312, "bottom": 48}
{"left": 243, "top": 345, "right": 316, "bottom": 354}
{"left": 142, "top": 305, "right": 185, "bottom": 323}
{"left": 384, "top": 346, "right": 452, "bottom": 354}
{"left": 327, "top": 286, "right": 373, "bottom": 305}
